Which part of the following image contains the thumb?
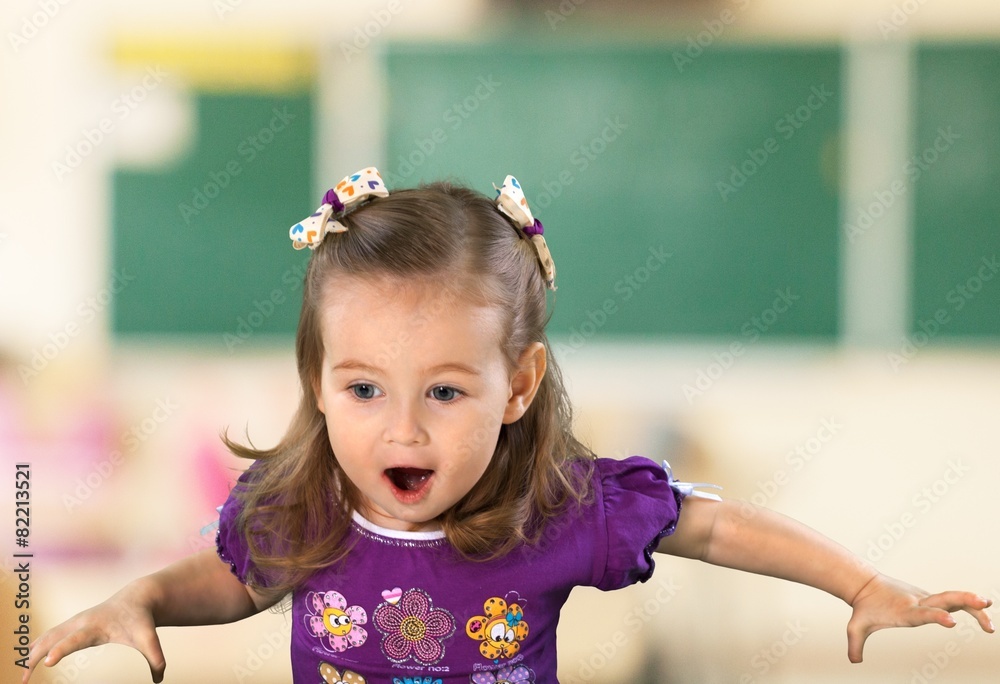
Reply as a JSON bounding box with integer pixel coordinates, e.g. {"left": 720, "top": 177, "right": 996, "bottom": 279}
{"left": 134, "top": 631, "right": 166, "bottom": 682}
{"left": 846, "top": 616, "right": 873, "bottom": 663}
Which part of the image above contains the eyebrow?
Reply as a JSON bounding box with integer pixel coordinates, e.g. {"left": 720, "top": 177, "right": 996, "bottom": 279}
{"left": 332, "top": 359, "right": 481, "bottom": 376}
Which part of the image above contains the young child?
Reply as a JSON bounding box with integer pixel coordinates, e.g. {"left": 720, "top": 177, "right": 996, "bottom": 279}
{"left": 24, "top": 168, "right": 993, "bottom": 684}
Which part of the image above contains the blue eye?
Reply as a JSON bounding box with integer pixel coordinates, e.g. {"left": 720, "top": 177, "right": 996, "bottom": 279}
{"left": 350, "top": 384, "right": 381, "bottom": 400}
{"left": 431, "top": 386, "right": 460, "bottom": 402}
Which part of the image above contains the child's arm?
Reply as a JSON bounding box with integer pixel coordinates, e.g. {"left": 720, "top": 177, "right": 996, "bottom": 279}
{"left": 656, "top": 497, "right": 994, "bottom": 662}
{"left": 22, "top": 548, "right": 276, "bottom": 684}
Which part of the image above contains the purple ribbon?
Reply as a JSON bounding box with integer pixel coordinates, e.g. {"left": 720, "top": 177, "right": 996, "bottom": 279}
{"left": 322, "top": 188, "right": 345, "bottom": 213}
{"left": 523, "top": 219, "right": 544, "bottom": 236}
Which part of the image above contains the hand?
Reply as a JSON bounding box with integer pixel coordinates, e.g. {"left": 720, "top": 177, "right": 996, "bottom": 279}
{"left": 22, "top": 581, "right": 166, "bottom": 683}
{"left": 846, "top": 573, "right": 994, "bottom": 663}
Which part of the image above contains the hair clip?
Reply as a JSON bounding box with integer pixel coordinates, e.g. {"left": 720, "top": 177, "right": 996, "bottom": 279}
{"left": 494, "top": 175, "right": 557, "bottom": 290}
{"left": 289, "top": 167, "right": 388, "bottom": 250}
{"left": 662, "top": 460, "right": 723, "bottom": 502}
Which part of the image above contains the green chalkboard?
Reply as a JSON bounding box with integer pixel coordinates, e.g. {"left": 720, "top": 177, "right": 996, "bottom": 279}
{"left": 911, "top": 45, "right": 1000, "bottom": 339}
{"left": 112, "top": 92, "right": 313, "bottom": 345}
{"left": 110, "top": 45, "right": 844, "bottom": 342}
{"left": 383, "top": 42, "right": 842, "bottom": 340}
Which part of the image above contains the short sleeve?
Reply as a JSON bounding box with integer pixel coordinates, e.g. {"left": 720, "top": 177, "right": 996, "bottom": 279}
{"left": 215, "top": 464, "right": 261, "bottom": 586}
{"left": 592, "top": 456, "right": 684, "bottom": 591}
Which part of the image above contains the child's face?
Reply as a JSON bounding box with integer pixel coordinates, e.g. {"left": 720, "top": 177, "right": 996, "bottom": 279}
{"left": 314, "top": 275, "right": 544, "bottom": 532}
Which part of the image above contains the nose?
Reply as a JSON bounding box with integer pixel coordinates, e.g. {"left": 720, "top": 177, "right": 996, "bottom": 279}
{"left": 383, "top": 396, "right": 429, "bottom": 446}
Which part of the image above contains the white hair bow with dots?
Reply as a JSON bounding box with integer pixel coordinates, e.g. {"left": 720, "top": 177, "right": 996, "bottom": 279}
{"left": 289, "top": 167, "right": 388, "bottom": 250}
{"left": 494, "top": 175, "right": 557, "bottom": 290}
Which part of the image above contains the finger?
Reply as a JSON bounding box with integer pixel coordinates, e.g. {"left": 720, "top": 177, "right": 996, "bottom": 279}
{"left": 962, "top": 605, "right": 995, "bottom": 633}
{"left": 847, "top": 604, "right": 957, "bottom": 663}
{"left": 921, "top": 591, "right": 992, "bottom": 613}
{"left": 23, "top": 640, "right": 51, "bottom": 681}
{"left": 21, "top": 649, "right": 44, "bottom": 684}
{"left": 900, "top": 605, "right": 958, "bottom": 629}
{"left": 41, "top": 627, "right": 107, "bottom": 669}
{"left": 133, "top": 629, "right": 167, "bottom": 683}
{"left": 846, "top": 617, "right": 873, "bottom": 663}
{"left": 21, "top": 642, "right": 66, "bottom": 684}
{"left": 24, "top": 625, "right": 70, "bottom": 670}
{"left": 921, "top": 592, "right": 995, "bottom": 631}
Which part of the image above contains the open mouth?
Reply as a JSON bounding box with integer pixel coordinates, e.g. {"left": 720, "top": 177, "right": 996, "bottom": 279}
{"left": 385, "top": 467, "right": 434, "bottom": 496}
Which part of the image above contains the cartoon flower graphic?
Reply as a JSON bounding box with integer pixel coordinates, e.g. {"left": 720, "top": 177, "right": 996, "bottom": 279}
{"left": 305, "top": 590, "right": 368, "bottom": 652}
{"left": 373, "top": 588, "right": 456, "bottom": 665}
{"left": 319, "top": 661, "right": 367, "bottom": 683}
{"left": 466, "top": 597, "right": 529, "bottom": 659}
{"left": 471, "top": 664, "right": 535, "bottom": 683}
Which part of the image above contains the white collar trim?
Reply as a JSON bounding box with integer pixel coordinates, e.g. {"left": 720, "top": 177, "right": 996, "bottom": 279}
{"left": 351, "top": 510, "right": 447, "bottom": 541}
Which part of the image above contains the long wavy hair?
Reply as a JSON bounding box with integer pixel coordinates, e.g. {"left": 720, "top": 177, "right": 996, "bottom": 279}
{"left": 224, "top": 180, "right": 595, "bottom": 597}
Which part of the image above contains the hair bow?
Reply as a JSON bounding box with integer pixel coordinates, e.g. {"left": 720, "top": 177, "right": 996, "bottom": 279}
{"left": 494, "top": 175, "right": 557, "bottom": 290}
{"left": 662, "top": 460, "right": 723, "bottom": 502}
{"left": 289, "top": 167, "right": 388, "bottom": 250}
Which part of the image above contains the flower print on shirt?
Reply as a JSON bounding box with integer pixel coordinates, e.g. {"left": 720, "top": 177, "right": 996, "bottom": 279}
{"left": 319, "top": 661, "right": 367, "bottom": 683}
{"left": 372, "top": 587, "right": 456, "bottom": 665}
{"left": 466, "top": 596, "right": 529, "bottom": 660}
{"left": 470, "top": 663, "right": 536, "bottom": 683}
{"left": 305, "top": 590, "right": 368, "bottom": 653}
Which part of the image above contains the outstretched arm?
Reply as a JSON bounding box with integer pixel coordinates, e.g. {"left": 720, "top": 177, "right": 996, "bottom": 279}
{"left": 23, "top": 548, "right": 276, "bottom": 683}
{"left": 656, "top": 497, "right": 994, "bottom": 662}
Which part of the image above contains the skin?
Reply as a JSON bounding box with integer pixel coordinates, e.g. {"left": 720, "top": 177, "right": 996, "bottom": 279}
{"left": 313, "top": 276, "right": 544, "bottom": 532}
{"left": 22, "top": 276, "right": 992, "bottom": 682}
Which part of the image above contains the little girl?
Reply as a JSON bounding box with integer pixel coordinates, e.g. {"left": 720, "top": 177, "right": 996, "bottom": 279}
{"left": 24, "top": 168, "right": 993, "bottom": 683}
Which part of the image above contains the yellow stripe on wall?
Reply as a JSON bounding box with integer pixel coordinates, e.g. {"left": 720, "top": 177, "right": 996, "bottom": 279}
{"left": 112, "top": 35, "right": 316, "bottom": 92}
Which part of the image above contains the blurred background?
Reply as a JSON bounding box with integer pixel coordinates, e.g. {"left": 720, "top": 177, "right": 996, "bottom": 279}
{"left": 2, "top": 0, "right": 999, "bottom": 682}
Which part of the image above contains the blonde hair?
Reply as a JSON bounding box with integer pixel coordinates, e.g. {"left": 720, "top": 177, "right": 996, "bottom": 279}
{"left": 224, "top": 181, "right": 595, "bottom": 596}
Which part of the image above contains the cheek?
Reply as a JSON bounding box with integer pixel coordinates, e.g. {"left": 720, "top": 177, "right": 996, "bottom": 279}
{"left": 324, "top": 411, "right": 372, "bottom": 460}
{"left": 450, "top": 414, "right": 502, "bottom": 473}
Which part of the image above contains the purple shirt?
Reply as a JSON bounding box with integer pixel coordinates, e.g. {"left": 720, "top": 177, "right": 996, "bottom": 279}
{"left": 217, "top": 456, "right": 683, "bottom": 683}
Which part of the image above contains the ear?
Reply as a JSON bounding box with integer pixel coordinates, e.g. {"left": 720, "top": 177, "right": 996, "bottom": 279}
{"left": 502, "top": 342, "right": 547, "bottom": 424}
